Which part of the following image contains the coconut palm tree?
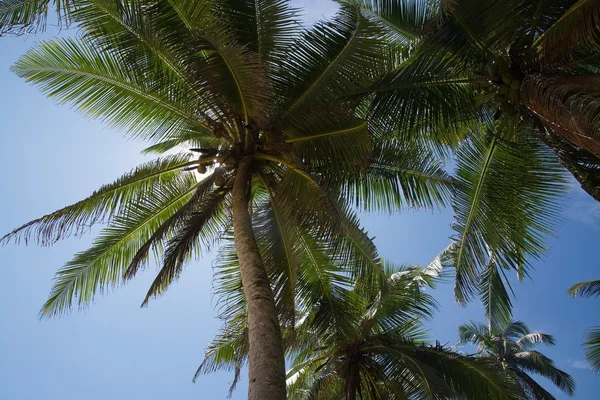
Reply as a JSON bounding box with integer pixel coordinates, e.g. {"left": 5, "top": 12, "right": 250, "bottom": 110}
{"left": 568, "top": 280, "right": 600, "bottom": 374}
{"left": 459, "top": 320, "right": 575, "bottom": 399}
{"left": 199, "top": 250, "right": 521, "bottom": 399}
{"left": 1, "top": 1, "right": 454, "bottom": 398}
{"left": 346, "top": 0, "right": 580, "bottom": 326}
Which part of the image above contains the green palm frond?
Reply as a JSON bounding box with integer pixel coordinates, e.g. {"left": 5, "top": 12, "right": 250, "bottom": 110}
{"left": 366, "top": 61, "right": 483, "bottom": 145}
{"left": 567, "top": 279, "right": 600, "bottom": 298}
{"left": 283, "top": 112, "right": 372, "bottom": 175}
{"left": 513, "top": 350, "right": 575, "bottom": 396}
{"left": 142, "top": 188, "right": 231, "bottom": 306}
{"left": 348, "top": 0, "right": 433, "bottom": 43}
{"left": 450, "top": 121, "right": 568, "bottom": 305}
{"left": 123, "top": 172, "right": 223, "bottom": 282}
{"left": 13, "top": 38, "right": 213, "bottom": 141}
{"left": 0, "top": 0, "right": 68, "bottom": 34}
{"left": 214, "top": 0, "right": 299, "bottom": 64}
{"left": 479, "top": 258, "right": 513, "bottom": 331}
{"left": 584, "top": 327, "right": 600, "bottom": 373}
{"left": 277, "top": 3, "right": 387, "bottom": 116}
{"left": 1, "top": 154, "right": 193, "bottom": 245}
{"left": 458, "top": 320, "right": 493, "bottom": 351}
{"left": 41, "top": 175, "right": 199, "bottom": 317}
{"left": 512, "top": 367, "right": 557, "bottom": 400}
{"left": 337, "top": 138, "right": 452, "bottom": 212}
{"left": 193, "top": 315, "right": 249, "bottom": 397}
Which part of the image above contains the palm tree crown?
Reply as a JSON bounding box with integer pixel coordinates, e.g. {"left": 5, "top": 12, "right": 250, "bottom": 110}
{"left": 459, "top": 320, "right": 575, "bottom": 399}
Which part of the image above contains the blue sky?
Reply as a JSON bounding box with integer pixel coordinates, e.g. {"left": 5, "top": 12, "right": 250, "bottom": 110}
{"left": 0, "top": 1, "right": 598, "bottom": 398}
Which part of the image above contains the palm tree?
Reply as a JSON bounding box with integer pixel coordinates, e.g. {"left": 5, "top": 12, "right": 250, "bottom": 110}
{"left": 346, "top": 0, "right": 580, "bottom": 326}
{"left": 568, "top": 280, "right": 600, "bottom": 373}
{"left": 459, "top": 320, "right": 575, "bottom": 399}
{"left": 199, "top": 252, "right": 521, "bottom": 399}
{"left": 1, "top": 1, "right": 453, "bottom": 398}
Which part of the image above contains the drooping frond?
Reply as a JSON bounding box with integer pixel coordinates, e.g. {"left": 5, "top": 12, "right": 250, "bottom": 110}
{"left": 479, "top": 258, "right": 513, "bottom": 331}
{"left": 276, "top": 3, "right": 387, "bottom": 116}
{"left": 123, "top": 172, "right": 220, "bottom": 281}
{"left": 513, "top": 350, "right": 575, "bottom": 396}
{"left": 1, "top": 154, "right": 193, "bottom": 245}
{"left": 213, "top": 0, "right": 300, "bottom": 64}
{"left": 142, "top": 188, "right": 232, "bottom": 306}
{"left": 450, "top": 121, "right": 568, "bottom": 305}
{"left": 458, "top": 320, "right": 493, "bottom": 351}
{"left": 40, "top": 175, "right": 199, "bottom": 317}
{"left": 567, "top": 279, "right": 600, "bottom": 298}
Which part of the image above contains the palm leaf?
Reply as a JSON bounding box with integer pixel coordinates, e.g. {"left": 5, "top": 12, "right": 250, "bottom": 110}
{"left": 142, "top": 188, "right": 232, "bottom": 306}
{"left": 41, "top": 175, "right": 199, "bottom": 317}
{"left": 450, "top": 121, "right": 568, "bottom": 305}
{"left": 567, "top": 279, "right": 600, "bottom": 298}
{"left": 479, "top": 258, "right": 513, "bottom": 331}
{"left": 535, "top": 0, "right": 600, "bottom": 62}
{"left": 13, "top": 38, "right": 213, "bottom": 140}
{"left": 0, "top": 0, "right": 69, "bottom": 34}
{"left": 1, "top": 154, "right": 193, "bottom": 245}
{"left": 584, "top": 326, "right": 600, "bottom": 373}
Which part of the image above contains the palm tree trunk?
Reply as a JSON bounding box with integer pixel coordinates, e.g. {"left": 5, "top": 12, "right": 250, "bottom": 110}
{"left": 232, "top": 155, "right": 287, "bottom": 400}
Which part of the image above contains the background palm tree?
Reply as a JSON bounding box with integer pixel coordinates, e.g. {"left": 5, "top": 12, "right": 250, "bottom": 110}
{"left": 568, "top": 280, "right": 600, "bottom": 374}
{"left": 1, "top": 1, "right": 453, "bottom": 398}
{"left": 459, "top": 320, "right": 575, "bottom": 399}
{"left": 199, "top": 251, "right": 521, "bottom": 399}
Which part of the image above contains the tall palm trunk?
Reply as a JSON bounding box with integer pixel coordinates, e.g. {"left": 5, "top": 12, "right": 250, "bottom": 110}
{"left": 232, "top": 155, "right": 287, "bottom": 400}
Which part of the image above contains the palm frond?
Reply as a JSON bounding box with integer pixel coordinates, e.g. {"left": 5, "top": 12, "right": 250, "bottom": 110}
{"left": 458, "top": 320, "right": 493, "bottom": 351}
{"left": 513, "top": 351, "right": 575, "bottom": 396}
{"left": 142, "top": 188, "right": 231, "bottom": 306}
{"left": 123, "top": 172, "right": 220, "bottom": 281}
{"left": 0, "top": 0, "right": 68, "bottom": 35}
{"left": 517, "top": 332, "right": 556, "bottom": 349}
{"left": 276, "top": 3, "right": 387, "bottom": 115}
{"left": 214, "top": 0, "right": 300, "bottom": 64}
{"left": 13, "top": 38, "right": 213, "bottom": 140}
{"left": 337, "top": 138, "right": 452, "bottom": 212}
{"left": 584, "top": 326, "right": 600, "bottom": 374}
{"left": 40, "top": 175, "right": 199, "bottom": 317}
{"left": 450, "top": 121, "right": 568, "bottom": 305}
{"left": 1, "top": 154, "right": 193, "bottom": 245}
{"left": 567, "top": 279, "right": 600, "bottom": 298}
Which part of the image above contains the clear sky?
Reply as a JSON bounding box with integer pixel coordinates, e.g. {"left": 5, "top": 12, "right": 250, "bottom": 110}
{"left": 0, "top": 1, "right": 598, "bottom": 399}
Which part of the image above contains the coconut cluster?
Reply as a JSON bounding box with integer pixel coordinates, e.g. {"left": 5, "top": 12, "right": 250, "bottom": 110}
{"left": 473, "top": 58, "right": 523, "bottom": 116}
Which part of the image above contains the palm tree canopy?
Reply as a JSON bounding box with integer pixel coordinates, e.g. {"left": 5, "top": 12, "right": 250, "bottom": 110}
{"left": 459, "top": 320, "right": 575, "bottom": 399}
{"left": 200, "top": 258, "right": 523, "bottom": 399}
{"left": 348, "top": 0, "right": 588, "bottom": 328}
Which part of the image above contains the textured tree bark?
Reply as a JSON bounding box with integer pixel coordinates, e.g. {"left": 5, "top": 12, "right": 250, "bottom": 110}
{"left": 232, "top": 155, "right": 287, "bottom": 400}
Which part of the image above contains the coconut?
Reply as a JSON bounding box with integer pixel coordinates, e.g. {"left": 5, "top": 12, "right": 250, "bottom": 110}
{"left": 501, "top": 73, "right": 513, "bottom": 85}
{"left": 215, "top": 174, "right": 226, "bottom": 187}
{"left": 197, "top": 164, "right": 207, "bottom": 174}
{"left": 498, "top": 84, "right": 510, "bottom": 95}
